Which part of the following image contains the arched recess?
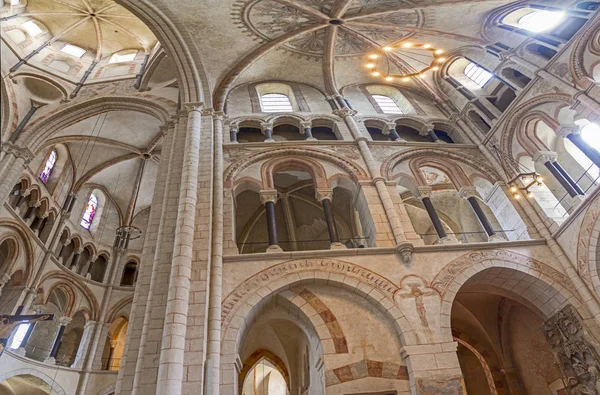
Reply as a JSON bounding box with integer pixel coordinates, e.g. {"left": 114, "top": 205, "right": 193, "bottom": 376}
{"left": 114, "top": 0, "right": 208, "bottom": 103}
{"left": 433, "top": 249, "right": 595, "bottom": 341}
{"left": 224, "top": 147, "right": 369, "bottom": 187}
{"left": 37, "top": 272, "right": 100, "bottom": 320}
{"left": 0, "top": 370, "right": 67, "bottom": 395}
{"left": 0, "top": 220, "right": 35, "bottom": 286}
{"left": 18, "top": 96, "right": 175, "bottom": 151}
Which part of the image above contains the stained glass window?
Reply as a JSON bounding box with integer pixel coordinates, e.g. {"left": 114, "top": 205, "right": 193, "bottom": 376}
{"left": 39, "top": 150, "right": 57, "bottom": 184}
{"left": 80, "top": 193, "right": 98, "bottom": 230}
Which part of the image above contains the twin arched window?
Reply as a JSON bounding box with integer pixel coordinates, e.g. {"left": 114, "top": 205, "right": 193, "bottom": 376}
{"left": 372, "top": 94, "right": 403, "bottom": 114}
{"left": 80, "top": 193, "right": 98, "bottom": 230}
{"left": 260, "top": 93, "right": 293, "bottom": 112}
{"left": 464, "top": 62, "right": 493, "bottom": 88}
{"left": 39, "top": 149, "right": 57, "bottom": 184}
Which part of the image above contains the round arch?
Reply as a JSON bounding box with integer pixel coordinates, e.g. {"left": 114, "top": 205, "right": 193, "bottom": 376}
{"left": 433, "top": 249, "right": 593, "bottom": 341}
{"left": 261, "top": 156, "right": 329, "bottom": 190}
{"left": 0, "top": 369, "right": 67, "bottom": 395}
{"left": 0, "top": 220, "right": 35, "bottom": 284}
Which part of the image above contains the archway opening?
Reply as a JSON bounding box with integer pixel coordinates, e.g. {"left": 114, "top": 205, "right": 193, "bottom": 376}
{"left": 451, "top": 267, "right": 570, "bottom": 394}
{"left": 0, "top": 374, "right": 54, "bottom": 395}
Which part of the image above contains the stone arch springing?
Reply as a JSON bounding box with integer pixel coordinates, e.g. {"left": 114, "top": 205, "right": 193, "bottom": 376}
{"left": 0, "top": 369, "right": 67, "bottom": 395}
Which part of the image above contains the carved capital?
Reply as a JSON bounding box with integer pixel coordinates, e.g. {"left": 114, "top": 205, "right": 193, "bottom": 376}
{"left": 58, "top": 316, "right": 72, "bottom": 326}
{"left": 1, "top": 142, "right": 34, "bottom": 164}
{"left": 382, "top": 122, "right": 397, "bottom": 135}
{"left": 260, "top": 122, "right": 274, "bottom": 133}
{"left": 213, "top": 110, "right": 226, "bottom": 121}
{"left": 182, "top": 102, "right": 204, "bottom": 114}
{"left": 458, "top": 186, "right": 479, "bottom": 200}
{"left": 259, "top": 189, "right": 278, "bottom": 205}
{"left": 416, "top": 186, "right": 433, "bottom": 200}
{"left": 201, "top": 107, "right": 215, "bottom": 116}
{"left": 230, "top": 124, "right": 240, "bottom": 134}
{"left": 315, "top": 188, "right": 334, "bottom": 202}
{"left": 532, "top": 150, "right": 558, "bottom": 164}
{"left": 556, "top": 124, "right": 580, "bottom": 138}
{"left": 395, "top": 242, "right": 414, "bottom": 265}
{"left": 419, "top": 123, "right": 435, "bottom": 136}
{"left": 300, "top": 121, "right": 312, "bottom": 130}
{"left": 332, "top": 108, "right": 357, "bottom": 117}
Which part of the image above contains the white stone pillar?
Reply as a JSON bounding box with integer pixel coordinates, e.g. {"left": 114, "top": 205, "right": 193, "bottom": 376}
{"left": 70, "top": 320, "right": 97, "bottom": 369}
{"left": 156, "top": 103, "right": 203, "bottom": 394}
{"left": 335, "top": 108, "right": 409, "bottom": 246}
{"left": 0, "top": 143, "right": 33, "bottom": 204}
{"left": 205, "top": 112, "right": 224, "bottom": 395}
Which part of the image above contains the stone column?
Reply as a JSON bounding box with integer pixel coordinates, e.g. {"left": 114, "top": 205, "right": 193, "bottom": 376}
{"left": 401, "top": 342, "right": 465, "bottom": 395}
{"left": 206, "top": 112, "right": 225, "bottom": 395}
{"left": 280, "top": 193, "right": 298, "bottom": 251}
{"left": 229, "top": 124, "right": 239, "bottom": 143}
{"left": 0, "top": 274, "right": 11, "bottom": 298}
{"left": 383, "top": 122, "right": 402, "bottom": 141}
{"left": 70, "top": 249, "right": 82, "bottom": 271}
{"left": 300, "top": 121, "right": 316, "bottom": 141}
{"left": 44, "top": 316, "right": 72, "bottom": 364}
{"left": 261, "top": 122, "right": 275, "bottom": 142}
{"left": 0, "top": 143, "right": 33, "bottom": 205}
{"left": 458, "top": 186, "right": 503, "bottom": 241}
{"left": 334, "top": 108, "right": 409, "bottom": 248}
{"left": 316, "top": 188, "right": 346, "bottom": 249}
{"left": 533, "top": 151, "right": 585, "bottom": 198}
{"left": 260, "top": 189, "right": 282, "bottom": 252}
{"left": 30, "top": 213, "right": 46, "bottom": 234}
{"left": 156, "top": 103, "right": 203, "bottom": 395}
{"left": 417, "top": 187, "right": 454, "bottom": 244}
{"left": 557, "top": 124, "right": 600, "bottom": 168}
{"left": 70, "top": 320, "right": 98, "bottom": 369}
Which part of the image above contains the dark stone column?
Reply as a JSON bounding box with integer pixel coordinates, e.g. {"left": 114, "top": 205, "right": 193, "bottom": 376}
{"left": 543, "top": 161, "right": 584, "bottom": 197}
{"left": 261, "top": 122, "right": 274, "bottom": 142}
{"left": 428, "top": 130, "right": 440, "bottom": 142}
{"left": 260, "top": 190, "right": 282, "bottom": 252}
{"left": 23, "top": 206, "right": 36, "bottom": 221}
{"left": 567, "top": 132, "right": 600, "bottom": 167}
{"left": 301, "top": 121, "right": 315, "bottom": 140}
{"left": 418, "top": 187, "right": 452, "bottom": 243}
{"left": 48, "top": 317, "right": 71, "bottom": 359}
{"left": 316, "top": 189, "right": 344, "bottom": 248}
{"left": 229, "top": 125, "right": 239, "bottom": 143}
{"left": 70, "top": 251, "right": 81, "bottom": 270}
{"left": 459, "top": 187, "right": 501, "bottom": 241}
{"left": 30, "top": 216, "right": 45, "bottom": 233}
{"left": 384, "top": 122, "right": 401, "bottom": 141}
{"left": 9, "top": 102, "right": 41, "bottom": 143}
{"left": 14, "top": 194, "right": 26, "bottom": 210}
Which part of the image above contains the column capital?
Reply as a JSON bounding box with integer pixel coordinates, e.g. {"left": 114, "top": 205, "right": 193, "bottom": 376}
{"left": 332, "top": 108, "right": 357, "bottom": 117}
{"left": 556, "top": 124, "right": 580, "bottom": 137}
{"left": 315, "top": 188, "right": 334, "bottom": 202}
{"left": 419, "top": 123, "right": 435, "bottom": 136}
{"left": 416, "top": 186, "right": 433, "bottom": 199}
{"left": 458, "top": 186, "right": 479, "bottom": 199}
{"left": 300, "top": 120, "right": 312, "bottom": 130}
{"left": 201, "top": 107, "right": 215, "bottom": 116}
{"left": 182, "top": 102, "right": 205, "bottom": 114}
{"left": 259, "top": 189, "right": 279, "bottom": 205}
{"left": 382, "top": 122, "right": 397, "bottom": 135}
{"left": 1, "top": 142, "right": 35, "bottom": 163}
{"left": 213, "top": 110, "right": 226, "bottom": 120}
{"left": 58, "top": 316, "right": 72, "bottom": 326}
{"left": 260, "top": 122, "right": 274, "bottom": 132}
{"left": 229, "top": 124, "right": 240, "bottom": 133}
{"left": 532, "top": 150, "right": 558, "bottom": 164}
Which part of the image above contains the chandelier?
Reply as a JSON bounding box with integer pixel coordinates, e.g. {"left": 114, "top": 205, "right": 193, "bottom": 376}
{"left": 491, "top": 145, "right": 544, "bottom": 199}
{"left": 365, "top": 42, "right": 446, "bottom": 81}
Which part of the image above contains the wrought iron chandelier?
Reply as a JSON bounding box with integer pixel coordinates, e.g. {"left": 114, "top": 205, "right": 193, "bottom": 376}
{"left": 365, "top": 42, "right": 446, "bottom": 81}
{"left": 491, "top": 145, "right": 544, "bottom": 199}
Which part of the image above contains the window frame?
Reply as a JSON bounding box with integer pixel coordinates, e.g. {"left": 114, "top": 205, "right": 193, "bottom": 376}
{"left": 372, "top": 94, "right": 404, "bottom": 114}
{"left": 260, "top": 93, "right": 294, "bottom": 113}
{"left": 464, "top": 62, "right": 493, "bottom": 88}
{"left": 80, "top": 193, "right": 99, "bottom": 230}
{"left": 39, "top": 149, "right": 57, "bottom": 184}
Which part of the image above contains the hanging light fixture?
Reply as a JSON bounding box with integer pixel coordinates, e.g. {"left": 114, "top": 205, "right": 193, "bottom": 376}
{"left": 492, "top": 145, "right": 544, "bottom": 199}
{"left": 364, "top": 42, "right": 446, "bottom": 81}
{"left": 114, "top": 157, "right": 147, "bottom": 249}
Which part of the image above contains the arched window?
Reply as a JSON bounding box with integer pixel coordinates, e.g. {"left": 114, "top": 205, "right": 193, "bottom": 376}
{"left": 581, "top": 122, "right": 600, "bottom": 150}
{"left": 80, "top": 193, "right": 98, "bottom": 230}
{"left": 372, "top": 95, "right": 403, "bottom": 114}
{"left": 518, "top": 10, "right": 565, "bottom": 33}
{"left": 39, "top": 149, "right": 57, "bottom": 184}
{"left": 260, "top": 93, "right": 293, "bottom": 112}
{"left": 464, "top": 63, "right": 493, "bottom": 88}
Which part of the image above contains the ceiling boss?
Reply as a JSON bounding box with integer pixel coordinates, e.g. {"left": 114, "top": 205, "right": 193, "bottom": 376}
{"left": 365, "top": 42, "right": 446, "bottom": 82}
